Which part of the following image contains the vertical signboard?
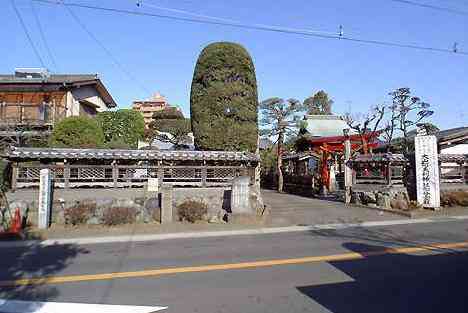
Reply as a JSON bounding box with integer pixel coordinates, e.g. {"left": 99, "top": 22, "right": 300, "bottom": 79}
{"left": 38, "top": 169, "right": 52, "bottom": 229}
{"left": 415, "top": 134, "right": 440, "bottom": 209}
{"left": 231, "top": 176, "right": 251, "bottom": 214}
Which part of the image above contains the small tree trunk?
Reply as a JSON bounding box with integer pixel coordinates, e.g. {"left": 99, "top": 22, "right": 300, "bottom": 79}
{"left": 277, "top": 132, "right": 284, "bottom": 193}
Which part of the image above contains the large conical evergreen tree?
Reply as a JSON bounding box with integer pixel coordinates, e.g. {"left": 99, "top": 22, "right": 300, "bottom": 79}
{"left": 190, "top": 42, "right": 258, "bottom": 152}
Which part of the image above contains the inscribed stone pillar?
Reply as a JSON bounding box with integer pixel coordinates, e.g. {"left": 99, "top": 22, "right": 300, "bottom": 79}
{"left": 160, "top": 184, "right": 173, "bottom": 223}
{"left": 231, "top": 176, "right": 252, "bottom": 214}
{"left": 38, "top": 169, "right": 52, "bottom": 229}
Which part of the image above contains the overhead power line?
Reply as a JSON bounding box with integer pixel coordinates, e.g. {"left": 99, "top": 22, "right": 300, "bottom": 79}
{"left": 33, "top": 0, "right": 468, "bottom": 56}
{"left": 389, "top": 0, "right": 468, "bottom": 16}
{"left": 135, "top": 0, "right": 339, "bottom": 36}
{"left": 11, "top": 0, "right": 47, "bottom": 68}
{"left": 30, "top": 0, "right": 59, "bottom": 71}
{"left": 60, "top": 1, "right": 151, "bottom": 95}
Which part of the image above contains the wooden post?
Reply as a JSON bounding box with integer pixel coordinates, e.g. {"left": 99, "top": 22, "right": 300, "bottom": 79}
{"left": 52, "top": 99, "right": 56, "bottom": 125}
{"left": 64, "top": 160, "right": 70, "bottom": 189}
{"left": 112, "top": 161, "right": 118, "bottom": 188}
{"left": 11, "top": 163, "right": 18, "bottom": 191}
{"left": 157, "top": 161, "right": 164, "bottom": 188}
{"left": 0, "top": 102, "right": 4, "bottom": 120}
{"left": 20, "top": 103, "right": 24, "bottom": 124}
{"left": 344, "top": 129, "right": 352, "bottom": 204}
{"left": 386, "top": 162, "right": 392, "bottom": 186}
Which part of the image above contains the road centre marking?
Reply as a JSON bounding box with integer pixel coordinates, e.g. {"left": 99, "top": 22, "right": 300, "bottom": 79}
{"left": 1, "top": 241, "right": 467, "bottom": 287}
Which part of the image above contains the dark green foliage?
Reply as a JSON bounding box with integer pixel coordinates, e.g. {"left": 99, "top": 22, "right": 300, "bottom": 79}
{"left": 50, "top": 116, "right": 104, "bottom": 148}
{"left": 150, "top": 108, "right": 192, "bottom": 149}
{"left": 418, "top": 122, "right": 439, "bottom": 135}
{"left": 96, "top": 110, "right": 145, "bottom": 149}
{"left": 25, "top": 136, "right": 49, "bottom": 148}
{"left": 153, "top": 107, "right": 184, "bottom": 120}
{"left": 104, "top": 138, "right": 132, "bottom": 150}
{"left": 177, "top": 199, "right": 208, "bottom": 223}
{"left": 260, "top": 147, "right": 276, "bottom": 174}
{"left": 304, "top": 90, "right": 333, "bottom": 115}
{"left": 190, "top": 42, "right": 258, "bottom": 152}
{"left": 259, "top": 97, "right": 306, "bottom": 192}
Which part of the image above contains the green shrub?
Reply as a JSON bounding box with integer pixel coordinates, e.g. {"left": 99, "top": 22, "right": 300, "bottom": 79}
{"left": 190, "top": 42, "right": 258, "bottom": 152}
{"left": 64, "top": 203, "right": 96, "bottom": 226}
{"left": 104, "top": 138, "right": 131, "bottom": 150}
{"left": 102, "top": 207, "right": 137, "bottom": 226}
{"left": 177, "top": 199, "right": 208, "bottom": 223}
{"left": 50, "top": 116, "right": 104, "bottom": 148}
{"left": 96, "top": 110, "right": 145, "bottom": 149}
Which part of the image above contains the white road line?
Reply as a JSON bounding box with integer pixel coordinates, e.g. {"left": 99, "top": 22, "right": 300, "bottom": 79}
{"left": 449, "top": 215, "right": 468, "bottom": 220}
{"left": 1, "top": 215, "right": 467, "bottom": 248}
{"left": 0, "top": 299, "right": 167, "bottom": 313}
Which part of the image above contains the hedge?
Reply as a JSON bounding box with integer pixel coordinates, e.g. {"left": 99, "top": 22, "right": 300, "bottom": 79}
{"left": 50, "top": 116, "right": 104, "bottom": 148}
{"left": 190, "top": 42, "right": 258, "bottom": 152}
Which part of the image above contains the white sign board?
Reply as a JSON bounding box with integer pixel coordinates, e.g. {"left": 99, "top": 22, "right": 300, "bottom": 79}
{"left": 147, "top": 177, "right": 159, "bottom": 193}
{"left": 38, "top": 169, "right": 52, "bottom": 229}
{"left": 415, "top": 135, "right": 440, "bottom": 208}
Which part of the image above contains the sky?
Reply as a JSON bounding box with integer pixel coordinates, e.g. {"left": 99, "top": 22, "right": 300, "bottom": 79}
{"left": 1, "top": 0, "right": 468, "bottom": 130}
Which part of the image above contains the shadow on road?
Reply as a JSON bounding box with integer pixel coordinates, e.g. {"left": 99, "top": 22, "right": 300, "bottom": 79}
{"left": 297, "top": 242, "right": 468, "bottom": 313}
{"left": 0, "top": 239, "right": 88, "bottom": 311}
{"left": 309, "top": 224, "right": 466, "bottom": 252}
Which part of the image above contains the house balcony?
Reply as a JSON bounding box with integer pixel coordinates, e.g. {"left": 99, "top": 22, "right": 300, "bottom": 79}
{"left": 0, "top": 102, "right": 66, "bottom": 128}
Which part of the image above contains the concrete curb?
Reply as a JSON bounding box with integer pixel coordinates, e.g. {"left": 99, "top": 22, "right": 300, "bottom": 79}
{"left": 2, "top": 215, "right": 468, "bottom": 248}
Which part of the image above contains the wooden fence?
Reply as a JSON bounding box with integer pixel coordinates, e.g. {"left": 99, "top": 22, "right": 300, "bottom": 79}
{"left": 12, "top": 164, "right": 254, "bottom": 189}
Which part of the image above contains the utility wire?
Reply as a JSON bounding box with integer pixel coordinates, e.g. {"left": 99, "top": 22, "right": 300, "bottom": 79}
{"left": 136, "top": 0, "right": 339, "bottom": 35}
{"left": 60, "top": 1, "right": 151, "bottom": 95}
{"left": 33, "top": 0, "right": 468, "bottom": 56}
{"left": 30, "top": 0, "right": 59, "bottom": 71}
{"left": 11, "top": 0, "right": 47, "bottom": 68}
{"left": 390, "top": 0, "right": 468, "bottom": 16}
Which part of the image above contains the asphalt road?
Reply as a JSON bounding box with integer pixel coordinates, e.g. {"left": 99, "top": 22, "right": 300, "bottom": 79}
{"left": 2, "top": 220, "right": 468, "bottom": 313}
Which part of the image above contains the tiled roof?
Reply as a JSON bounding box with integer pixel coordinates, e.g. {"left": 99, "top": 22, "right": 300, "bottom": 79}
{"left": 282, "top": 151, "right": 320, "bottom": 160}
{"left": 5, "top": 147, "right": 259, "bottom": 162}
{"left": 438, "top": 154, "right": 467, "bottom": 163}
{"left": 0, "top": 74, "right": 98, "bottom": 84}
{"left": 351, "top": 153, "right": 408, "bottom": 163}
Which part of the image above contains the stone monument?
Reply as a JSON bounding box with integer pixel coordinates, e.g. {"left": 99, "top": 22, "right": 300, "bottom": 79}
{"left": 414, "top": 128, "right": 440, "bottom": 209}
{"left": 231, "top": 176, "right": 252, "bottom": 214}
{"left": 38, "top": 169, "right": 52, "bottom": 229}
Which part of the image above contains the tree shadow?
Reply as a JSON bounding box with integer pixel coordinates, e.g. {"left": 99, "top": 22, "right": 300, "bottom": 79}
{"left": 297, "top": 242, "right": 468, "bottom": 313}
{"left": 0, "top": 238, "right": 88, "bottom": 311}
{"left": 308, "top": 223, "right": 465, "bottom": 252}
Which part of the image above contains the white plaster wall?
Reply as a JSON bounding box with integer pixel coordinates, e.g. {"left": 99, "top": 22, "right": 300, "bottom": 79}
{"left": 65, "top": 91, "right": 76, "bottom": 117}
{"left": 441, "top": 144, "right": 468, "bottom": 155}
{"left": 71, "top": 86, "right": 108, "bottom": 113}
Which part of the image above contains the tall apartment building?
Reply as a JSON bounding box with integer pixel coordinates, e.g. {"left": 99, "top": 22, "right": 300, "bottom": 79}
{"left": 132, "top": 92, "right": 169, "bottom": 128}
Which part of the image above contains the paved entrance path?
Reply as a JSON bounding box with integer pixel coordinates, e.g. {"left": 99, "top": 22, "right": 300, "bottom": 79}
{"left": 262, "top": 189, "right": 403, "bottom": 226}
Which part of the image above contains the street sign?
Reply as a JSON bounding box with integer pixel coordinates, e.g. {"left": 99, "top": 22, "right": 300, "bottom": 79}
{"left": 415, "top": 134, "right": 440, "bottom": 209}
{"left": 38, "top": 169, "right": 52, "bottom": 229}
